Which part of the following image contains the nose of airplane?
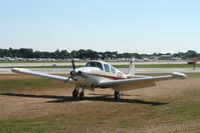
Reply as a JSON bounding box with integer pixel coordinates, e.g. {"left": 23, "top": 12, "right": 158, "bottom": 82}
{"left": 70, "top": 70, "right": 82, "bottom": 76}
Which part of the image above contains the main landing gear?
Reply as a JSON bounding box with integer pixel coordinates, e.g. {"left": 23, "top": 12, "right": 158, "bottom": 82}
{"left": 114, "top": 91, "right": 120, "bottom": 100}
{"left": 72, "top": 89, "right": 79, "bottom": 98}
{"left": 79, "top": 92, "right": 85, "bottom": 100}
{"left": 72, "top": 86, "right": 121, "bottom": 100}
{"left": 72, "top": 86, "right": 85, "bottom": 100}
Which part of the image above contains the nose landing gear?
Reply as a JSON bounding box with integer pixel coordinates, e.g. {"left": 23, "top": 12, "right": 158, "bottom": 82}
{"left": 72, "top": 86, "right": 85, "bottom": 100}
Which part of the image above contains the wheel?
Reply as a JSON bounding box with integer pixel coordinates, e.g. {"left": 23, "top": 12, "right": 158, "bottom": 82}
{"left": 72, "top": 90, "right": 79, "bottom": 98}
{"left": 79, "top": 92, "right": 85, "bottom": 100}
{"left": 114, "top": 92, "right": 120, "bottom": 100}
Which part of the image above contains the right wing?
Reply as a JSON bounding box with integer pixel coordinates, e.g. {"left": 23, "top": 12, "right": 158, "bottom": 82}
{"left": 97, "top": 75, "right": 172, "bottom": 87}
{"left": 97, "top": 72, "right": 187, "bottom": 90}
{"left": 11, "top": 68, "right": 74, "bottom": 83}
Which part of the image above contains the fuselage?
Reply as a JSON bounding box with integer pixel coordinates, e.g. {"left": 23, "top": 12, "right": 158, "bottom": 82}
{"left": 72, "top": 60, "right": 127, "bottom": 87}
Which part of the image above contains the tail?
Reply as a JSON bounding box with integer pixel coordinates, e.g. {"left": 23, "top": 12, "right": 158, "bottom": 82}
{"left": 127, "top": 58, "right": 135, "bottom": 76}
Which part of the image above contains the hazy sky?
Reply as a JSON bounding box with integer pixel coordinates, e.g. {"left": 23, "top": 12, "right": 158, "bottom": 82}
{"left": 0, "top": 0, "right": 200, "bottom": 53}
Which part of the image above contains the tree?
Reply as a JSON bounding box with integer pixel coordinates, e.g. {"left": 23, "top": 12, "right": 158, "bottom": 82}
{"left": 60, "top": 50, "right": 70, "bottom": 58}
{"left": 0, "top": 47, "right": 199, "bottom": 60}
{"left": 71, "top": 50, "right": 79, "bottom": 58}
{"left": 18, "top": 48, "right": 34, "bottom": 58}
{"left": 184, "top": 50, "right": 197, "bottom": 59}
{"left": 0, "top": 49, "right": 4, "bottom": 57}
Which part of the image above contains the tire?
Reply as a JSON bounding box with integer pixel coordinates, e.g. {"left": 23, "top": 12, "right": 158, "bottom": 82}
{"left": 72, "top": 90, "right": 79, "bottom": 98}
{"left": 79, "top": 92, "right": 85, "bottom": 100}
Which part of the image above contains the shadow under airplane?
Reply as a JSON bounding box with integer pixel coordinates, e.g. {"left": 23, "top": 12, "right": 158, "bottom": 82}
{"left": 1, "top": 93, "right": 169, "bottom": 106}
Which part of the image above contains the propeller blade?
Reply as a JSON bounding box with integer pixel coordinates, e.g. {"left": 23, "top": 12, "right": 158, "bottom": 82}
{"left": 71, "top": 58, "right": 75, "bottom": 70}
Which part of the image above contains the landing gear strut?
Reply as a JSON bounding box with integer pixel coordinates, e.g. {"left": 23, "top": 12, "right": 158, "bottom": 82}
{"left": 114, "top": 92, "right": 120, "bottom": 100}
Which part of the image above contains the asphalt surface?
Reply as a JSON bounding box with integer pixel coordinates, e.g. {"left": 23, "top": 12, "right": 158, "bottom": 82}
{"left": 0, "top": 68, "right": 200, "bottom": 74}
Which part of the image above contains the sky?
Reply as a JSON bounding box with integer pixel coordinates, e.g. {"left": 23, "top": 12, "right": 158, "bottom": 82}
{"left": 0, "top": 0, "right": 200, "bottom": 54}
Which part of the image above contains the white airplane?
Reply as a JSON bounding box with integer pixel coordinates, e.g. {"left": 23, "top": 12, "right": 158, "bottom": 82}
{"left": 11, "top": 59, "right": 187, "bottom": 100}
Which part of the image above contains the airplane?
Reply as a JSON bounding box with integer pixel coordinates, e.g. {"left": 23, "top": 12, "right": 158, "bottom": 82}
{"left": 11, "top": 59, "right": 187, "bottom": 100}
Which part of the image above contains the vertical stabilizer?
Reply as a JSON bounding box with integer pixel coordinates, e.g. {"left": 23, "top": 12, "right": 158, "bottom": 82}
{"left": 127, "top": 58, "right": 135, "bottom": 76}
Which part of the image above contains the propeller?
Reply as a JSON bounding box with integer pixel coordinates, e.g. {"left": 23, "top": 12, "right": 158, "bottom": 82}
{"left": 65, "top": 58, "right": 78, "bottom": 82}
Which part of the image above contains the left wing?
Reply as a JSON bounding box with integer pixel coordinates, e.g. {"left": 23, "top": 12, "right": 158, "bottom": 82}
{"left": 97, "top": 72, "right": 187, "bottom": 87}
{"left": 11, "top": 68, "right": 74, "bottom": 83}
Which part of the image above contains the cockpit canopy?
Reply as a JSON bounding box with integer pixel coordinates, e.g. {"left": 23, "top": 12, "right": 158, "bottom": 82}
{"left": 85, "top": 61, "right": 103, "bottom": 70}
{"left": 85, "top": 61, "right": 117, "bottom": 74}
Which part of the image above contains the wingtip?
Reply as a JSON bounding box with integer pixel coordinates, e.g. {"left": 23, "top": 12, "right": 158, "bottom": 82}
{"left": 11, "top": 68, "right": 19, "bottom": 73}
{"left": 172, "top": 72, "right": 187, "bottom": 79}
{"left": 11, "top": 68, "right": 30, "bottom": 73}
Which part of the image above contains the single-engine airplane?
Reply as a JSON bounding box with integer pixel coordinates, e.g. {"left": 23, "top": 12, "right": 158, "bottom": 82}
{"left": 11, "top": 59, "right": 187, "bottom": 100}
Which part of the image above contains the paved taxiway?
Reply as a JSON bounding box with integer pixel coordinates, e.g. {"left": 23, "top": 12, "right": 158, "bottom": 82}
{"left": 0, "top": 68, "right": 199, "bottom": 74}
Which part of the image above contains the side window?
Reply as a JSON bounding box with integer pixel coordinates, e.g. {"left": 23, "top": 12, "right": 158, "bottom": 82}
{"left": 104, "top": 64, "right": 110, "bottom": 72}
{"left": 111, "top": 66, "right": 116, "bottom": 74}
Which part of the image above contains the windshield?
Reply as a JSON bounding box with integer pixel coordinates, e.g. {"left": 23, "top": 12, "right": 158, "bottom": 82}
{"left": 85, "top": 62, "right": 103, "bottom": 70}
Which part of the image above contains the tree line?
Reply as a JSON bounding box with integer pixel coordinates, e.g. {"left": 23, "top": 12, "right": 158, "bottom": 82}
{"left": 0, "top": 48, "right": 199, "bottom": 60}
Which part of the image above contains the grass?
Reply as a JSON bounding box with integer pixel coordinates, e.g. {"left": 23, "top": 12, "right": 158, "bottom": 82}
{"left": 0, "top": 64, "right": 200, "bottom": 68}
{"left": 0, "top": 112, "right": 116, "bottom": 133}
{"left": 1, "top": 99, "right": 200, "bottom": 133}
{"left": 0, "top": 78, "right": 66, "bottom": 91}
{"left": 0, "top": 101, "right": 160, "bottom": 132}
{"left": 0, "top": 74, "right": 200, "bottom": 132}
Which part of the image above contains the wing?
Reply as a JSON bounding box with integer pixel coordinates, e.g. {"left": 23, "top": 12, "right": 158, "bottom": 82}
{"left": 97, "top": 72, "right": 187, "bottom": 89}
{"left": 127, "top": 75, "right": 153, "bottom": 78}
{"left": 11, "top": 68, "right": 74, "bottom": 83}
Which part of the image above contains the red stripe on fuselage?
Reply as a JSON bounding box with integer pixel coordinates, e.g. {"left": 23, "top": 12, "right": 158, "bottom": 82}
{"left": 88, "top": 74, "right": 126, "bottom": 80}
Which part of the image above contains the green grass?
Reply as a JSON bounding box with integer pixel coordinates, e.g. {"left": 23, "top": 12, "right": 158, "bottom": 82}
{"left": 1, "top": 63, "right": 199, "bottom": 68}
{"left": 175, "top": 107, "right": 189, "bottom": 115}
{"left": 0, "top": 74, "right": 200, "bottom": 132}
{"left": 0, "top": 112, "right": 115, "bottom": 133}
{"left": 0, "top": 78, "right": 66, "bottom": 90}
{"left": 1, "top": 98, "right": 200, "bottom": 133}
{"left": 0, "top": 118, "right": 47, "bottom": 133}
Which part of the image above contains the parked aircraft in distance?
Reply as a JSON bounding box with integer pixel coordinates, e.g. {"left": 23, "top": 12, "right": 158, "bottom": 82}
{"left": 12, "top": 58, "right": 187, "bottom": 100}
